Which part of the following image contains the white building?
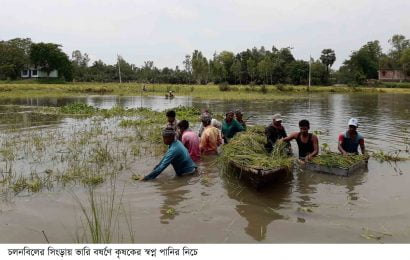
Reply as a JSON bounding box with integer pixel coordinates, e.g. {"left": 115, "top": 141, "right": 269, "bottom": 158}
{"left": 21, "top": 67, "right": 58, "bottom": 78}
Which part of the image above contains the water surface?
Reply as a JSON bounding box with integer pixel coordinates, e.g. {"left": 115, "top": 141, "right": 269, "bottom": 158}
{"left": 0, "top": 93, "right": 409, "bottom": 243}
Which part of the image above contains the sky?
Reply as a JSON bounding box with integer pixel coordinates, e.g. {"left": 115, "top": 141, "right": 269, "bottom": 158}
{"left": 1, "top": 0, "right": 409, "bottom": 69}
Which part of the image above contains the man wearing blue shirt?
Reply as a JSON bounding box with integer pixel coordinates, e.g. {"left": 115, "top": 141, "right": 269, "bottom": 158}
{"left": 143, "top": 128, "right": 197, "bottom": 180}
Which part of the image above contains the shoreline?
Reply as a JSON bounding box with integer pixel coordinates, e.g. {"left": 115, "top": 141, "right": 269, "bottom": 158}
{"left": 1, "top": 83, "right": 410, "bottom": 100}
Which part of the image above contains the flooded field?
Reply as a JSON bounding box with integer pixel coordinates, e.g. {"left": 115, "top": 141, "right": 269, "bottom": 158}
{"left": 0, "top": 93, "right": 409, "bottom": 243}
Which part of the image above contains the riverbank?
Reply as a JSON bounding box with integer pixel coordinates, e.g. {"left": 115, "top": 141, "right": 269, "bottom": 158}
{"left": 1, "top": 83, "right": 410, "bottom": 100}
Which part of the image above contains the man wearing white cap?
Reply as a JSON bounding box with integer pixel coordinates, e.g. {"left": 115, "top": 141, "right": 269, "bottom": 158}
{"left": 264, "top": 113, "right": 288, "bottom": 153}
{"left": 338, "top": 118, "right": 365, "bottom": 155}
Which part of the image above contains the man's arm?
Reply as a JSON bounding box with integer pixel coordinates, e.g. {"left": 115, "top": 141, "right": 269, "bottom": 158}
{"left": 281, "top": 132, "right": 298, "bottom": 142}
{"left": 199, "top": 132, "right": 207, "bottom": 153}
{"left": 306, "top": 135, "right": 319, "bottom": 161}
{"left": 338, "top": 133, "right": 348, "bottom": 155}
{"left": 143, "top": 147, "right": 175, "bottom": 180}
{"left": 359, "top": 139, "right": 365, "bottom": 155}
{"left": 234, "top": 119, "right": 245, "bottom": 132}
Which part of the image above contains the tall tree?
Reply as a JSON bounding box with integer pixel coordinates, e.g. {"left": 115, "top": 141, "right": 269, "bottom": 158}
{"left": 320, "top": 49, "right": 336, "bottom": 73}
{"left": 387, "top": 34, "right": 410, "bottom": 68}
{"left": 191, "top": 50, "right": 209, "bottom": 84}
{"left": 400, "top": 48, "right": 410, "bottom": 75}
{"left": 230, "top": 59, "right": 242, "bottom": 84}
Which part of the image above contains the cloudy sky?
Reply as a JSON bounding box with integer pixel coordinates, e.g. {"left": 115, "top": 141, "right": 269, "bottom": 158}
{"left": 1, "top": 0, "right": 409, "bottom": 69}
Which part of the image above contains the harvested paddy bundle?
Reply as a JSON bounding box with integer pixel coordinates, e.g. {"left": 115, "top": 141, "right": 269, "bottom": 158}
{"left": 219, "top": 128, "right": 293, "bottom": 189}
{"left": 219, "top": 129, "right": 293, "bottom": 170}
{"left": 311, "top": 152, "right": 367, "bottom": 169}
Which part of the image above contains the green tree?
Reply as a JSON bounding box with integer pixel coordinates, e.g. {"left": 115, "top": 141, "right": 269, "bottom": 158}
{"left": 30, "top": 42, "right": 73, "bottom": 80}
{"left": 246, "top": 58, "right": 257, "bottom": 82}
{"left": 400, "top": 48, "right": 410, "bottom": 76}
{"left": 311, "top": 61, "right": 328, "bottom": 85}
{"left": 0, "top": 38, "right": 32, "bottom": 79}
{"left": 289, "top": 60, "right": 309, "bottom": 85}
{"left": 388, "top": 34, "right": 410, "bottom": 66}
{"left": 230, "top": 59, "right": 242, "bottom": 84}
{"left": 191, "top": 50, "right": 209, "bottom": 84}
{"left": 320, "top": 49, "right": 336, "bottom": 73}
{"left": 182, "top": 55, "right": 193, "bottom": 83}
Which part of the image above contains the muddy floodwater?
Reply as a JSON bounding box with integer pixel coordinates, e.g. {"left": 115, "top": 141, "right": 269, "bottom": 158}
{"left": 0, "top": 93, "right": 409, "bottom": 243}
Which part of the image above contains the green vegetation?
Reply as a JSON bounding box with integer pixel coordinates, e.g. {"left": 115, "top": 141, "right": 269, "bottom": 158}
{"left": 74, "top": 184, "right": 135, "bottom": 243}
{"left": 219, "top": 128, "right": 293, "bottom": 170}
{"left": 311, "top": 152, "right": 367, "bottom": 169}
{"left": 371, "top": 150, "right": 409, "bottom": 162}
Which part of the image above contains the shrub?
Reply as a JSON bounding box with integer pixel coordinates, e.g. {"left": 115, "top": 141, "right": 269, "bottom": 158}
{"left": 218, "top": 82, "right": 231, "bottom": 91}
{"left": 260, "top": 84, "right": 267, "bottom": 94}
{"left": 276, "top": 84, "right": 285, "bottom": 91}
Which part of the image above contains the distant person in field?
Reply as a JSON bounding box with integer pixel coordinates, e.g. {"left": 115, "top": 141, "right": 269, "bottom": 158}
{"left": 234, "top": 109, "right": 247, "bottom": 130}
{"left": 338, "top": 118, "right": 365, "bottom": 155}
{"left": 199, "top": 114, "right": 223, "bottom": 155}
{"left": 177, "top": 120, "right": 200, "bottom": 162}
{"left": 222, "top": 111, "right": 245, "bottom": 143}
{"left": 281, "top": 119, "right": 319, "bottom": 161}
{"left": 264, "top": 113, "right": 288, "bottom": 153}
{"left": 142, "top": 128, "right": 197, "bottom": 180}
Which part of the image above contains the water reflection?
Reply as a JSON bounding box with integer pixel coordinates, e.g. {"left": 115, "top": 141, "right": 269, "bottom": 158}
{"left": 0, "top": 109, "right": 63, "bottom": 130}
{"left": 296, "top": 167, "right": 367, "bottom": 207}
{"left": 154, "top": 178, "right": 192, "bottom": 224}
{"left": 222, "top": 173, "right": 292, "bottom": 241}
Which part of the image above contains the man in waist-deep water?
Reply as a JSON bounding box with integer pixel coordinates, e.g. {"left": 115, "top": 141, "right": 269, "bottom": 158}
{"left": 142, "top": 128, "right": 197, "bottom": 180}
{"left": 338, "top": 118, "right": 365, "bottom": 155}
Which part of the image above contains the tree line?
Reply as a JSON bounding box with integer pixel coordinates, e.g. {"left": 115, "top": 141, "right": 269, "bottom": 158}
{"left": 0, "top": 34, "right": 409, "bottom": 85}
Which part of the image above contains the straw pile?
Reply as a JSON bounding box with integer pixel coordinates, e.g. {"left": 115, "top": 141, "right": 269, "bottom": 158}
{"left": 219, "top": 127, "right": 293, "bottom": 170}
{"left": 311, "top": 152, "right": 367, "bottom": 169}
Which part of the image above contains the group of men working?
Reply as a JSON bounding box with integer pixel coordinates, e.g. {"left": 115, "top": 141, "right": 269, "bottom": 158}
{"left": 142, "top": 109, "right": 365, "bottom": 181}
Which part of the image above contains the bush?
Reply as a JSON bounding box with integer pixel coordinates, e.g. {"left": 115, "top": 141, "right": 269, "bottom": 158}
{"left": 382, "top": 82, "right": 410, "bottom": 88}
{"left": 218, "top": 82, "right": 231, "bottom": 91}
{"left": 260, "top": 84, "right": 267, "bottom": 94}
{"left": 276, "top": 84, "right": 285, "bottom": 91}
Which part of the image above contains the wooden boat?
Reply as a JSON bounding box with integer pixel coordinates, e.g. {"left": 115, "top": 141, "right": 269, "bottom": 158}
{"left": 227, "top": 160, "right": 292, "bottom": 190}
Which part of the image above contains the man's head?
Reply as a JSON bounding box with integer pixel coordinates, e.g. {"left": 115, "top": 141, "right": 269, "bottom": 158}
{"left": 348, "top": 118, "right": 358, "bottom": 132}
{"left": 225, "top": 111, "right": 234, "bottom": 121}
{"left": 201, "top": 113, "right": 212, "bottom": 127}
{"left": 272, "top": 113, "right": 283, "bottom": 127}
{"left": 166, "top": 110, "right": 176, "bottom": 123}
{"left": 162, "top": 127, "right": 176, "bottom": 145}
{"left": 177, "top": 120, "right": 189, "bottom": 132}
{"left": 299, "top": 119, "right": 310, "bottom": 135}
{"left": 235, "top": 110, "right": 243, "bottom": 121}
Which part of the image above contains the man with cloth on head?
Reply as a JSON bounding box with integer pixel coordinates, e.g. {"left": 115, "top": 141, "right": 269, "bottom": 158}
{"left": 199, "top": 113, "right": 223, "bottom": 155}
{"left": 198, "top": 110, "right": 221, "bottom": 137}
{"left": 338, "top": 118, "right": 365, "bottom": 155}
{"left": 142, "top": 128, "right": 197, "bottom": 180}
